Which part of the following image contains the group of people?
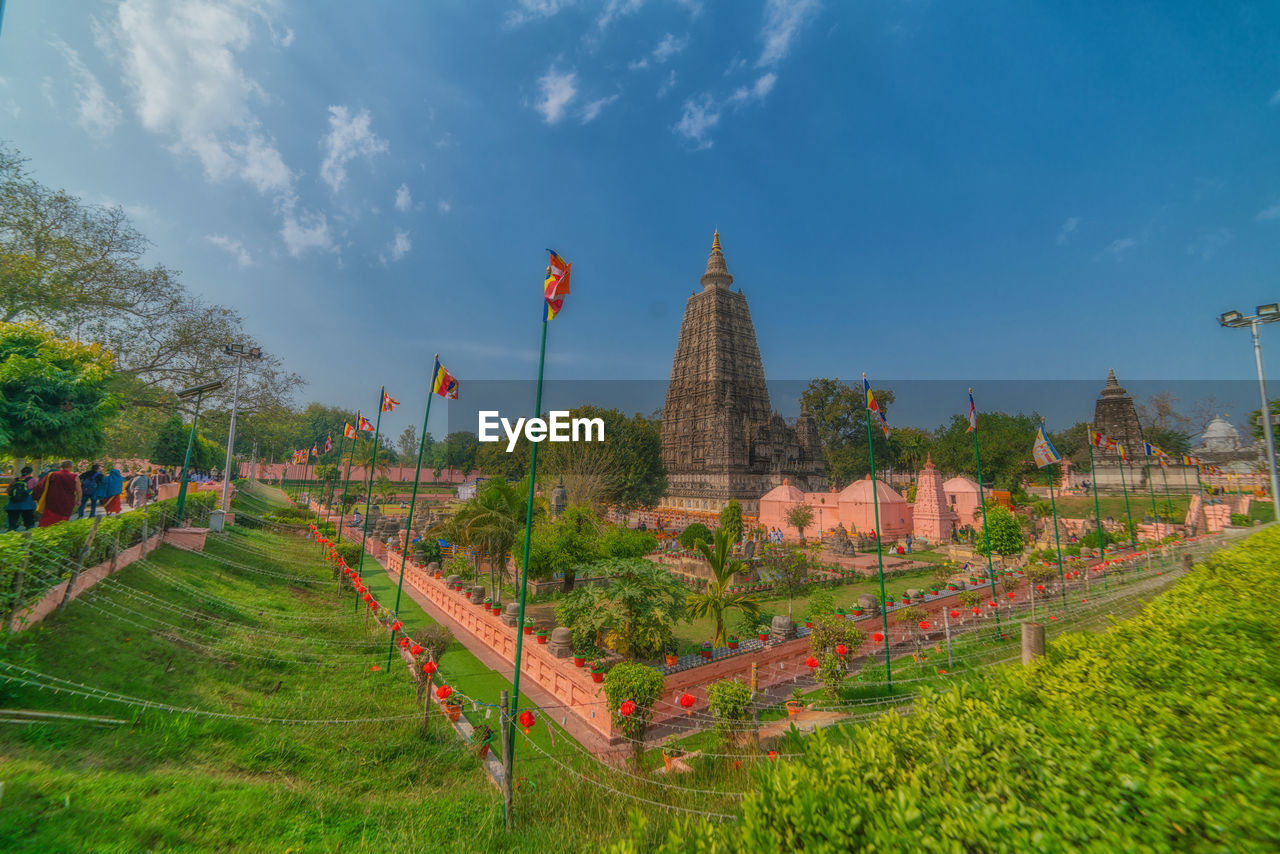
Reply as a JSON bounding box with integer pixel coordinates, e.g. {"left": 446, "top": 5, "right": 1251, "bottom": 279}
{"left": 4, "top": 462, "right": 169, "bottom": 532}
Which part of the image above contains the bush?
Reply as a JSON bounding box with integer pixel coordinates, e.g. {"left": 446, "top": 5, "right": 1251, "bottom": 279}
{"left": 1230, "top": 513, "right": 1251, "bottom": 527}
{"left": 414, "top": 537, "right": 443, "bottom": 565}
{"left": 600, "top": 525, "right": 658, "bottom": 559}
{"left": 706, "top": 678, "right": 753, "bottom": 747}
{"left": 616, "top": 527, "right": 1280, "bottom": 852}
{"left": 602, "top": 662, "right": 665, "bottom": 765}
{"left": 678, "top": 523, "right": 712, "bottom": 550}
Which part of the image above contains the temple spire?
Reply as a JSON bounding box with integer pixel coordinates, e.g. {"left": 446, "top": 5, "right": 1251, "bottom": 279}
{"left": 712, "top": 229, "right": 722, "bottom": 253}
{"left": 701, "top": 229, "right": 734, "bottom": 289}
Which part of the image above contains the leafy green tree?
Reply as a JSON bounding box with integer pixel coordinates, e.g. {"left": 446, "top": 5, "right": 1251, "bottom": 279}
{"left": 800, "top": 377, "right": 895, "bottom": 484}
{"left": 150, "top": 415, "right": 220, "bottom": 470}
{"left": 541, "top": 406, "right": 667, "bottom": 510}
{"left": 785, "top": 503, "right": 814, "bottom": 542}
{"left": 678, "top": 522, "right": 712, "bottom": 550}
{"left": 452, "top": 477, "right": 539, "bottom": 603}
{"left": 600, "top": 525, "right": 658, "bottom": 559}
{"left": 554, "top": 558, "right": 686, "bottom": 660}
{"left": 439, "top": 431, "right": 479, "bottom": 474}
{"left": 0, "top": 321, "right": 120, "bottom": 460}
{"left": 706, "top": 678, "right": 753, "bottom": 747}
{"left": 1051, "top": 421, "right": 1094, "bottom": 473}
{"left": 768, "top": 548, "right": 813, "bottom": 618}
{"left": 476, "top": 435, "right": 529, "bottom": 480}
{"left": 719, "top": 499, "right": 744, "bottom": 543}
{"left": 687, "top": 528, "right": 762, "bottom": 647}
{"left": 932, "top": 411, "right": 1039, "bottom": 490}
{"left": 978, "top": 503, "right": 1025, "bottom": 559}
{"left": 602, "top": 663, "right": 665, "bottom": 766}
{"left": 520, "top": 503, "right": 602, "bottom": 592}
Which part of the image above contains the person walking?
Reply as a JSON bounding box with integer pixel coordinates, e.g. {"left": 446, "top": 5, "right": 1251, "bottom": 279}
{"left": 33, "top": 461, "right": 80, "bottom": 527}
{"left": 128, "top": 469, "right": 153, "bottom": 509}
{"left": 101, "top": 465, "right": 124, "bottom": 515}
{"left": 5, "top": 466, "right": 37, "bottom": 531}
{"left": 78, "top": 463, "right": 104, "bottom": 518}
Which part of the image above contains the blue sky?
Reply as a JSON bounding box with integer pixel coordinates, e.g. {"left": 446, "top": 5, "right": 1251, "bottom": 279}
{"left": 2, "top": 1, "right": 1280, "bottom": 438}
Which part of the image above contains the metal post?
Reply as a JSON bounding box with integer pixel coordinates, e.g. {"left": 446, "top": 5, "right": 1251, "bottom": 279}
{"left": 1086, "top": 441, "right": 1107, "bottom": 589}
{"left": 1117, "top": 451, "right": 1137, "bottom": 551}
{"left": 358, "top": 393, "right": 386, "bottom": 577}
{"left": 175, "top": 390, "right": 206, "bottom": 522}
{"left": 969, "top": 389, "right": 1002, "bottom": 638}
{"left": 221, "top": 355, "right": 245, "bottom": 512}
{"left": 1251, "top": 318, "right": 1280, "bottom": 521}
{"left": 863, "top": 376, "right": 892, "bottom": 687}
{"left": 500, "top": 688, "right": 514, "bottom": 830}
{"left": 388, "top": 388, "right": 434, "bottom": 670}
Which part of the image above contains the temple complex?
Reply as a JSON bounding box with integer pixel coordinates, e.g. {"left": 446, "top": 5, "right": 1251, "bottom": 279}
{"left": 659, "top": 232, "right": 826, "bottom": 514}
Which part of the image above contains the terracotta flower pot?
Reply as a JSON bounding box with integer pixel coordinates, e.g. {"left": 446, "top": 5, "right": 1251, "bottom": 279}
{"left": 757, "top": 633, "right": 769, "bottom": 642}
{"left": 700, "top": 646, "right": 713, "bottom": 660}
{"left": 591, "top": 671, "right": 604, "bottom": 683}
{"left": 664, "top": 654, "right": 678, "bottom": 666}
{"left": 728, "top": 640, "right": 739, "bottom": 650}
{"left": 491, "top": 606, "right": 502, "bottom": 616}
{"left": 445, "top": 702, "right": 462, "bottom": 722}
{"left": 785, "top": 701, "right": 803, "bottom": 717}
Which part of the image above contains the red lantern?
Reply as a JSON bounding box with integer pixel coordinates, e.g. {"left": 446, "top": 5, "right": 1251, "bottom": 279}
{"left": 678, "top": 693, "right": 695, "bottom": 714}
{"left": 410, "top": 644, "right": 423, "bottom": 656}
{"left": 834, "top": 644, "right": 848, "bottom": 656}
{"left": 398, "top": 637, "right": 410, "bottom": 648}
{"left": 918, "top": 620, "right": 931, "bottom": 631}
{"left": 988, "top": 600, "right": 997, "bottom": 608}
{"left": 391, "top": 620, "right": 402, "bottom": 632}
{"left": 436, "top": 684, "right": 452, "bottom": 700}
{"left": 362, "top": 593, "right": 371, "bottom": 602}
{"left": 1035, "top": 585, "right": 1045, "bottom": 592}
{"left": 423, "top": 661, "right": 438, "bottom": 675}
{"left": 805, "top": 655, "right": 819, "bottom": 668}
{"left": 872, "top": 632, "right": 884, "bottom": 643}
{"left": 767, "top": 750, "right": 777, "bottom": 761}
{"left": 1006, "top": 591, "right": 1016, "bottom": 599}
{"left": 971, "top": 607, "right": 980, "bottom": 615}
{"left": 937, "top": 668, "right": 948, "bottom": 675}
{"left": 949, "top": 609, "right": 960, "bottom": 618}
{"left": 619, "top": 700, "right": 636, "bottom": 717}
{"left": 519, "top": 709, "right": 536, "bottom": 734}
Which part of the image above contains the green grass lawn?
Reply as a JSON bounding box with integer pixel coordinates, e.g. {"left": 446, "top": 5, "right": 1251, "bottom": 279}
{"left": 1054, "top": 493, "right": 1190, "bottom": 520}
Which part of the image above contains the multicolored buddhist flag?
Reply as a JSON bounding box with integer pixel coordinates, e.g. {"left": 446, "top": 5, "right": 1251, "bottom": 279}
{"left": 381, "top": 391, "right": 400, "bottom": 413}
{"left": 544, "top": 249, "right": 571, "bottom": 320}
{"left": 1032, "top": 426, "right": 1062, "bottom": 468}
{"left": 1143, "top": 442, "right": 1162, "bottom": 457}
{"left": 1090, "top": 430, "right": 1117, "bottom": 452}
{"left": 1116, "top": 442, "right": 1129, "bottom": 462}
{"left": 343, "top": 422, "right": 356, "bottom": 439}
{"left": 965, "top": 391, "right": 977, "bottom": 433}
{"left": 311, "top": 444, "right": 319, "bottom": 458}
{"left": 324, "top": 435, "right": 333, "bottom": 453}
{"left": 864, "top": 375, "right": 889, "bottom": 438}
{"left": 431, "top": 356, "right": 460, "bottom": 399}
{"left": 358, "top": 414, "right": 375, "bottom": 432}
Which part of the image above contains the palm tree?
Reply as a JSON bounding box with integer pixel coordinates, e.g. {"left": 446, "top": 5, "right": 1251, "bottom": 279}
{"left": 686, "top": 527, "right": 761, "bottom": 647}
{"left": 453, "top": 479, "right": 536, "bottom": 606}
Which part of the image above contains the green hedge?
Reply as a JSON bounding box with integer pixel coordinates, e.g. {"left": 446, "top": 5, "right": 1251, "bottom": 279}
{"left": 615, "top": 527, "right": 1280, "bottom": 852}
{"left": 0, "top": 492, "right": 219, "bottom": 616}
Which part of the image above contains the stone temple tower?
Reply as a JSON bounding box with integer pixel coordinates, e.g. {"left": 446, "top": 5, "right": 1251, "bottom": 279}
{"left": 1091, "top": 368, "right": 1146, "bottom": 487}
{"left": 660, "top": 232, "right": 826, "bottom": 514}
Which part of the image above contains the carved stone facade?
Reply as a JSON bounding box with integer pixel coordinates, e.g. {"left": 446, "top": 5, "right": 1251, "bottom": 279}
{"left": 661, "top": 233, "right": 826, "bottom": 514}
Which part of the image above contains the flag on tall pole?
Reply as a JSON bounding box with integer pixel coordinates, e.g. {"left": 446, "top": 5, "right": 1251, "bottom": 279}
{"left": 344, "top": 422, "right": 356, "bottom": 439}
{"left": 509, "top": 249, "right": 572, "bottom": 830}
{"left": 357, "top": 387, "right": 390, "bottom": 579}
{"left": 381, "top": 391, "right": 400, "bottom": 412}
{"left": 862, "top": 373, "right": 893, "bottom": 687}
{"left": 965, "top": 390, "right": 978, "bottom": 433}
{"left": 324, "top": 435, "right": 333, "bottom": 453}
{"left": 388, "top": 355, "right": 460, "bottom": 671}
{"left": 1085, "top": 438, "right": 1109, "bottom": 589}
{"left": 967, "top": 388, "right": 1002, "bottom": 637}
{"left": 358, "top": 414, "right": 374, "bottom": 432}
{"left": 1035, "top": 418, "right": 1068, "bottom": 605}
{"left": 1115, "top": 443, "right": 1138, "bottom": 550}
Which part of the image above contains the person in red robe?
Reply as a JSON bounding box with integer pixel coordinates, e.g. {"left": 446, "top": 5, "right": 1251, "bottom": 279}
{"left": 34, "top": 461, "right": 81, "bottom": 527}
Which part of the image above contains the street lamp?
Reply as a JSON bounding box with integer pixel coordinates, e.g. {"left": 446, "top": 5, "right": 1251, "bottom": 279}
{"left": 175, "top": 380, "right": 224, "bottom": 522}
{"left": 220, "top": 344, "right": 264, "bottom": 514}
{"left": 1218, "top": 305, "right": 1280, "bottom": 520}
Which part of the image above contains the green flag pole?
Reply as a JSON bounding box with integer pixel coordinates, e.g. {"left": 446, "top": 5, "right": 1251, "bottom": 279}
{"left": 1159, "top": 459, "right": 1174, "bottom": 524}
{"left": 969, "top": 389, "right": 1002, "bottom": 638}
{"left": 337, "top": 419, "right": 359, "bottom": 545}
{"left": 1086, "top": 440, "right": 1108, "bottom": 589}
{"left": 323, "top": 432, "right": 344, "bottom": 535}
{"left": 862, "top": 373, "right": 891, "bottom": 688}
{"left": 1143, "top": 451, "right": 1159, "bottom": 538}
{"left": 507, "top": 307, "right": 550, "bottom": 825}
{"left": 1117, "top": 448, "right": 1137, "bottom": 551}
{"left": 387, "top": 368, "right": 437, "bottom": 671}
{"left": 1043, "top": 419, "right": 1067, "bottom": 607}
{"left": 357, "top": 390, "right": 385, "bottom": 580}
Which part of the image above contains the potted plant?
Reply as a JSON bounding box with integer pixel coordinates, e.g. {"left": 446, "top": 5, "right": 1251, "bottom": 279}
{"left": 850, "top": 606, "right": 864, "bottom": 617}
{"left": 471, "top": 725, "right": 494, "bottom": 759}
{"left": 464, "top": 588, "right": 473, "bottom": 599}
{"left": 700, "top": 641, "right": 713, "bottom": 660}
{"left": 535, "top": 628, "right": 549, "bottom": 644}
{"left": 929, "top": 588, "right": 939, "bottom": 596}
{"left": 834, "top": 607, "right": 845, "bottom": 618}
{"left": 589, "top": 661, "right": 605, "bottom": 683}
{"left": 523, "top": 618, "right": 535, "bottom": 636}
{"left": 444, "top": 698, "right": 463, "bottom": 722}
{"left": 785, "top": 687, "right": 805, "bottom": 717}
{"left": 946, "top": 583, "right": 958, "bottom": 591}
{"left": 803, "top": 615, "right": 813, "bottom": 628}
{"left": 756, "top": 625, "right": 770, "bottom": 643}
{"left": 491, "top": 602, "right": 502, "bottom": 616}
{"left": 664, "top": 643, "right": 679, "bottom": 667}
{"left": 573, "top": 651, "right": 587, "bottom": 667}
{"left": 727, "top": 634, "right": 740, "bottom": 650}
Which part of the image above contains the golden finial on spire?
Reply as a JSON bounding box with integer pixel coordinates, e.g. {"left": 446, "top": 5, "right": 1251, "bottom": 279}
{"left": 711, "top": 229, "right": 722, "bottom": 254}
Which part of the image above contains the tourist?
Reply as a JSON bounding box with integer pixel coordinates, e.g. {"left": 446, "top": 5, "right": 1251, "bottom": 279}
{"left": 129, "top": 469, "right": 153, "bottom": 508}
{"left": 33, "top": 461, "right": 81, "bottom": 528}
{"left": 101, "top": 465, "right": 124, "bottom": 515}
{"left": 353, "top": 509, "right": 362, "bottom": 527}
{"left": 5, "top": 466, "right": 38, "bottom": 531}
{"left": 78, "top": 463, "right": 104, "bottom": 518}
{"left": 904, "top": 534, "right": 913, "bottom": 554}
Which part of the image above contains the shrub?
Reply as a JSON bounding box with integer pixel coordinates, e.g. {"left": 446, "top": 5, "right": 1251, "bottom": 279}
{"left": 706, "top": 678, "right": 753, "bottom": 747}
{"left": 600, "top": 525, "right": 658, "bottom": 559}
{"left": 1230, "top": 513, "right": 1251, "bottom": 527}
{"left": 414, "top": 537, "right": 443, "bottom": 565}
{"left": 602, "top": 662, "right": 665, "bottom": 766}
{"left": 678, "top": 523, "right": 712, "bottom": 550}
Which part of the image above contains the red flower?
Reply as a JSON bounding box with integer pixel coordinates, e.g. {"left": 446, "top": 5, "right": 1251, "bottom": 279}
{"left": 971, "top": 607, "right": 980, "bottom": 615}
{"left": 1006, "top": 591, "right": 1016, "bottom": 599}
{"left": 988, "top": 601, "right": 997, "bottom": 608}
{"left": 1035, "top": 585, "right": 1045, "bottom": 592}
{"left": 937, "top": 668, "right": 948, "bottom": 675}
{"left": 398, "top": 637, "right": 410, "bottom": 648}
{"left": 619, "top": 700, "right": 636, "bottom": 717}
{"left": 423, "top": 661, "right": 438, "bottom": 675}
{"left": 436, "top": 684, "right": 452, "bottom": 699}
{"left": 1049, "top": 615, "right": 1059, "bottom": 621}
{"left": 391, "top": 620, "right": 402, "bottom": 632}
{"left": 872, "top": 632, "right": 884, "bottom": 643}
{"left": 362, "top": 594, "right": 371, "bottom": 602}
{"left": 835, "top": 644, "right": 848, "bottom": 656}
{"left": 370, "top": 665, "right": 380, "bottom": 671}
{"left": 767, "top": 750, "right": 778, "bottom": 761}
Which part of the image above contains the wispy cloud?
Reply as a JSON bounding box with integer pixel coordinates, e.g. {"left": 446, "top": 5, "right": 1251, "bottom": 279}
{"left": 657, "top": 69, "right": 677, "bottom": 99}
{"left": 505, "top": 0, "right": 576, "bottom": 28}
{"left": 389, "top": 229, "right": 411, "bottom": 261}
{"left": 1257, "top": 202, "right": 1280, "bottom": 221}
{"left": 51, "top": 39, "right": 121, "bottom": 139}
{"left": 394, "top": 182, "right": 412, "bottom": 212}
{"left": 728, "top": 72, "right": 777, "bottom": 106}
{"left": 1186, "top": 227, "right": 1232, "bottom": 261}
{"left": 580, "top": 94, "right": 619, "bottom": 123}
{"left": 1105, "top": 236, "right": 1137, "bottom": 258}
{"left": 674, "top": 94, "right": 720, "bottom": 149}
{"left": 653, "top": 32, "right": 689, "bottom": 63}
{"left": 1270, "top": 88, "right": 1280, "bottom": 106}
{"left": 593, "top": 0, "right": 646, "bottom": 37}
{"left": 758, "top": 0, "right": 821, "bottom": 67}
{"left": 536, "top": 65, "right": 577, "bottom": 124}
{"left": 279, "top": 197, "right": 335, "bottom": 257}
{"left": 1056, "top": 216, "right": 1079, "bottom": 246}
{"left": 206, "top": 233, "right": 252, "bottom": 267}
{"left": 438, "top": 199, "right": 452, "bottom": 214}
{"left": 319, "top": 105, "right": 388, "bottom": 193}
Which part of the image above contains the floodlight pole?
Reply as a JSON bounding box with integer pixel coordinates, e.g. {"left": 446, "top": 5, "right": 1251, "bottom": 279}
{"left": 175, "top": 390, "right": 207, "bottom": 521}
{"left": 1249, "top": 319, "right": 1280, "bottom": 521}
{"left": 219, "top": 345, "right": 262, "bottom": 512}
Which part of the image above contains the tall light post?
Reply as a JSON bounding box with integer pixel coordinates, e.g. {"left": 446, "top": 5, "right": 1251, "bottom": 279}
{"left": 220, "top": 344, "right": 263, "bottom": 513}
{"left": 1219, "top": 305, "right": 1280, "bottom": 521}
{"left": 175, "top": 380, "right": 224, "bottom": 522}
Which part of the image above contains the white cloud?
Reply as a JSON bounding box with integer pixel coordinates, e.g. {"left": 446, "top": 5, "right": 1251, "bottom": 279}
{"left": 505, "top": 0, "right": 576, "bottom": 28}
{"left": 580, "top": 94, "right": 619, "bottom": 123}
{"left": 389, "top": 229, "right": 411, "bottom": 261}
{"left": 395, "top": 182, "right": 412, "bottom": 212}
{"left": 320, "top": 105, "right": 388, "bottom": 193}
{"left": 728, "top": 72, "right": 777, "bottom": 105}
{"left": 629, "top": 58, "right": 650, "bottom": 71}
{"left": 1257, "top": 202, "right": 1280, "bottom": 221}
{"left": 673, "top": 0, "right": 703, "bottom": 16}
{"left": 1271, "top": 88, "right": 1280, "bottom": 106}
{"left": 206, "top": 233, "right": 252, "bottom": 267}
{"left": 438, "top": 199, "right": 452, "bottom": 214}
{"left": 1056, "top": 216, "right": 1079, "bottom": 246}
{"left": 51, "top": 39, "right": 121, "bottom": 139}
{"left": 103, "top": 0, "right": 291, "bottom": 192}
{"left": 657, "top": 69, "right": 677, "bottom": 99}
{"left": 1105, "top": 237, "right": 1137, "bottom": 258}
{"left": 536, "top": 66, "right": 577, "bottom": 124}
{"left": 674, "top": 94, "right": 720, "bottom": 149}
{"left": 652, "top": 32, "right": 689, "bottom": 63}
{"left": 1186, "top": 227, "right": 1232, "bottom": 261}
{"left": 279, "top": 197, "right": 335, "bottom": 257}
{"left": 594, "top": 0, "right": 646, "bottom": 35}
{"left": 758, "top": 0, "right": 821, "bottom": 67}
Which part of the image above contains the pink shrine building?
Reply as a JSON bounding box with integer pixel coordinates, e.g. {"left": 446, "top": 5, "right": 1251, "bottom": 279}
{"left": 759, "top": 456, "right": 976, "bottom": 543}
